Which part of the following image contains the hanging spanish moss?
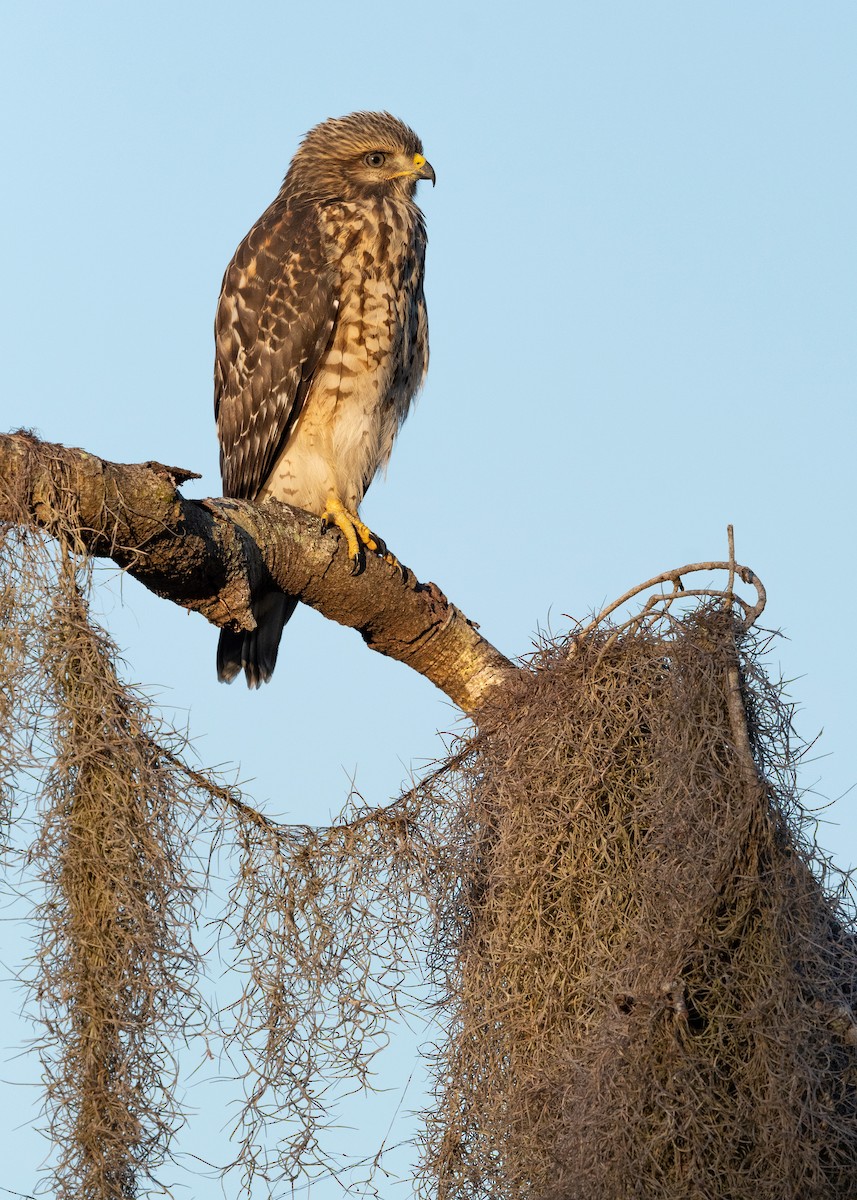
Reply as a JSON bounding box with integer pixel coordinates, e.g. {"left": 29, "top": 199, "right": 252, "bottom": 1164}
{"left": 421, "top": 595, "right": 857, "bottom": 1200}
{"left": 2, "top": 448, "right": 856, "bottom": 1199}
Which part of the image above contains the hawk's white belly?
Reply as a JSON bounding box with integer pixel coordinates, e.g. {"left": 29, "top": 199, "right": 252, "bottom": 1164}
{"left": 257, "top": 309, "right": 398, "bottom": 514}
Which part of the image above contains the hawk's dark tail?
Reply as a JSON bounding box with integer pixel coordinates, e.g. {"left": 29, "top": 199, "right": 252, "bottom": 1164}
{"left": 216, "top": 591, "right": 299, "bottom": 688}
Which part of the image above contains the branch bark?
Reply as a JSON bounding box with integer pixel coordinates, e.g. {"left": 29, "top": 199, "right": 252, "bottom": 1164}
{"left": 0, "top": 431, "right": 517, "bottom": 713}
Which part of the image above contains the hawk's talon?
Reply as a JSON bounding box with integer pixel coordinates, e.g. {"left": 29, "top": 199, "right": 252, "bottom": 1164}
{"left": 321, "top": 494, "right": 396, "bottom": 576}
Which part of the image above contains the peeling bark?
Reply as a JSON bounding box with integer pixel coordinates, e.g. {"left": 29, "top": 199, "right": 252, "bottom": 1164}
{"left": 0, "top": 431, "right": 517, "bottom": 712}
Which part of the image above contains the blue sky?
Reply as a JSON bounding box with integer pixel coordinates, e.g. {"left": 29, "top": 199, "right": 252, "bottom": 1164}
{"left": 1, "top": 2, "right": 856, "bottom": 1195}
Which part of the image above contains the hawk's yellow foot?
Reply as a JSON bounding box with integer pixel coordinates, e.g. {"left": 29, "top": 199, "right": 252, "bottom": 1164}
{"left": 321, "top": 494, "right": 401, "bottom": 575}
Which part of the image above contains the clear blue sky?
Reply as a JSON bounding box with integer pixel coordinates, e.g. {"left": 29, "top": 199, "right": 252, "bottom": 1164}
{"left": 1, "top": 2, "right": 856, "bottom": 1196}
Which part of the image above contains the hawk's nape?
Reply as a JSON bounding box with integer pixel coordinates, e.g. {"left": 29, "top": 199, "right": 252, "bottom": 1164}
{"left": 213, "top": 111, "right": 433, "bottom": 686}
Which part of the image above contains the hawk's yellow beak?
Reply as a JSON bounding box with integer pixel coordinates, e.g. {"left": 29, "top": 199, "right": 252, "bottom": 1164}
{"left": 412, "top": 153, "right": 436, "bottom": 186}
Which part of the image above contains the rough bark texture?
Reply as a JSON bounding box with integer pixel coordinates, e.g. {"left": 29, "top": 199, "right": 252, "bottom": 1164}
{"left": 0, "top": 431, "right": 516, "bottom": 712}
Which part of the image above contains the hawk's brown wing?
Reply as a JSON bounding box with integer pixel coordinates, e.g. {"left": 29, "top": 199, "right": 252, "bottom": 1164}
{"left": 214, "top": 199, "right": 338, "bottom": 500}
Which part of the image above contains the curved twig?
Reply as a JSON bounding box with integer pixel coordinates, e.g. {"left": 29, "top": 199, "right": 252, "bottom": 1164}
{"left": 571, "top": 533, "right": 766, "bottom": 651}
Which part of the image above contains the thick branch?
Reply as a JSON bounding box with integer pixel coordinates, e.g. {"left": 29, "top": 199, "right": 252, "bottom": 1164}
{"left": 0, "top": 432, "right": 516, "bottom": 712}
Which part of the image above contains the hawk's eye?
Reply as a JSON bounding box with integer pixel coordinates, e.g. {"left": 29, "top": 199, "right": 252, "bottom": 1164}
{"left": 364, "top": 151, "right": 387, "bottom": 168}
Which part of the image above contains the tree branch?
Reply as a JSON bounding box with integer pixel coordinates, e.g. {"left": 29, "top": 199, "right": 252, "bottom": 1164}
{"left": 0, "top": 431, "right": 517, "bottom": 712}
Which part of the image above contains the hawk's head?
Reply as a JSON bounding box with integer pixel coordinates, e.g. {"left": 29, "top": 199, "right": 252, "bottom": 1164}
{"left": 283, "top": 111, "right": 435, "bottom": 204}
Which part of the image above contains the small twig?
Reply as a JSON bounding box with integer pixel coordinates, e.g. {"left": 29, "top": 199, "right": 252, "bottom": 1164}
{"left": 724, "top": 524, "right": 737, "bottom": 610}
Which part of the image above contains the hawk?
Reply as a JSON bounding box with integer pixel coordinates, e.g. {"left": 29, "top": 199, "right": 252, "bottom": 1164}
{"left": 214, "top": 112, "right": 434, "bottom": 687}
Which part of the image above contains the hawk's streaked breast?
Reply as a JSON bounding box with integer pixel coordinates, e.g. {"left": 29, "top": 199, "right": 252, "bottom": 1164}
{"left": 257, "top": 195, "right": 428, "bottom": 514}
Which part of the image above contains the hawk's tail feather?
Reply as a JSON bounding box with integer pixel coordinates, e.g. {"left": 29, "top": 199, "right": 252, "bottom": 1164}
{"left": 216, "top": 591, "right": 299, "bottom": 688}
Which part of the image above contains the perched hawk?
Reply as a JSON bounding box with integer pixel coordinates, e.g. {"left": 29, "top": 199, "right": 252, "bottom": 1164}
{"left": 214, "top": 112, "right": 434, "bottom": 687}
